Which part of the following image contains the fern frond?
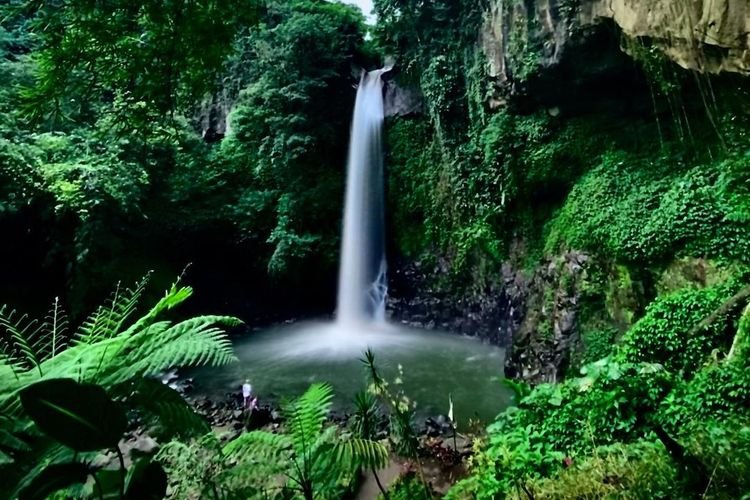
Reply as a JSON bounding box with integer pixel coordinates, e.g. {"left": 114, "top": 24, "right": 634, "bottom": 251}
{"left": 305, "top": 426, "right": 343, "bottom": 481}
{"left": 35, "top": 297, "right": 70, "bottom": 362}
{"left": 117, "top": 318, "right": 239, "bottom": 379}
{"left": 0, "top": 353, "right": 26, "bottom": 382}
{"left": 214, "top": 430, "right": 291, "bottom": 496}
{"left": 155, "top": 434, "right": 226, "bottom": 500}
{"left": 123, "top": 282, "right": 193, "bottom": 335}
{"left": 0, "top": 414, "right": 32, "bottom": 466}
{"left": 8, "top": 441, "right": 98, "bottom": 499}
{"left": 334, "top": 438, "right": 389, "bottom": 470}
{"left": 0, "top": 305, "right": 43, "bottom": 375}
{"left": 287, "top": 382, "right": 333, "bottom": 456}
{"left": 222, "top": 430, "right": 293, "bottom": 492}
{"left": 223, "top": 430, "right": 293, "bottom": 460}
{"left": 351, "top": 390, "right": 380, "bottom": 439}
{"left": 76, "top": 274, "right": 150, "bottom": 344}
{"left": 125, "top": 377, "right": 210, "bottom": 440}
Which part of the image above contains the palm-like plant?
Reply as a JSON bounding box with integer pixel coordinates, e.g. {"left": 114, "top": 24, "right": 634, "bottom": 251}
{"left": 0, "top": 275, "right": 241, "bottom": 497}
{"left": 360, "top": 349, "right": 432, "bottom": 497}
{"left": 160, "top": 383, "right": 389, "bottom": 499}
{"left": 351, "top": 391, "right": 389, "bottom": 499}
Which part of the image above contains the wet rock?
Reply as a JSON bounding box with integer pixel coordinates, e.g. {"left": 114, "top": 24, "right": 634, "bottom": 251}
{"left": 130, "top": 435, "right": 159, "bottom": 455}
{"left": 388, "top": 260, "right": 518, "bottom": 346}
{"left": 481, "top": 0, "right": 750, "bottom": 110}
{"left": 384, "top": 80, "right": 424, "bottom": 118}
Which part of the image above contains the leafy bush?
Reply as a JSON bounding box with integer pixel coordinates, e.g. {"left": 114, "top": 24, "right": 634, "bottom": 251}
{"left": 0, "top": 138, "right": 43, "bottom": 215}
{"left": 450, "top": 359, "right": 674, "bottom": 498}
{"left": 514, "top": 360, "right": 673, "bottom": 454}
{"left": 384, "top": 472, "right": 433, "bottom": 500}
{"left": 447, "top": 422, "right": 565, "bottom": 499}
{"left": 214, "top": 0, "right": 371, "bottom": 279}
{"left": 579, "top": 327, "right": 618, "bottom": 365}
{"left": 659, "top": 361, "right": 750, "bottom": 433}
{"left": 616, "top": 280, "right": 744, "bottom": 375}
{"left": 682, "top": 418, "right": 750, "bottom": 497}
{"left": 524, "top": 441, "right": 677, "bottom": 499}
{"left": 545, "top": 150, "right": 750, "bottom": 265}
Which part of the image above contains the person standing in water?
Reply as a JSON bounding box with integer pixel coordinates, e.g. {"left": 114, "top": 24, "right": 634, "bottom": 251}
{"left": 242, "top": 380, "right": 253, "bottom": 409}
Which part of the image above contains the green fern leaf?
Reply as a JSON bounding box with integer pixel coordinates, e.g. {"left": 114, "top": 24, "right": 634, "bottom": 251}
{"left": 78, "top": 316, "right": 238, "bottom": 387}
{"left": 221, "top": 430, "right": 293, "bottom": 489}
{"left": 118, "top": 318, "right": 239, "bottom": 378}
{"left": 8, "top": 442, "right": 97, "bottom": 499}
{"left": 0, "top": 414, "right": 32, "bottom": 467}
{"left": 76, "top": 274, "right": 150, "bottom": 345}
{"left": 0, "top": 305, "right": 43, "bottom": 376}
{"left": 334, "top": 438, "right": 389, "bottom": 470}
{"left": 0, "top": 353, "right": 26, "bottom": 382}
{"left": 123, "top": 282, "right": 193, "bottom": 335}
{"left": 287, "top": 382, "right": 333, "bottom": 456}
{"left": 223, "top": 430, "right": 293, "bottom": 460}
{"left": 35, "top": 297, "right": 70, "bottom": 362}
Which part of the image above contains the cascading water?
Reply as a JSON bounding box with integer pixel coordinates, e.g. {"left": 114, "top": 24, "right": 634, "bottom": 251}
{"left": 190, "top": 69, "right": 510, "bottom": 422}
{"left": 337, "top": 70, "right": 388, "bottom": 324}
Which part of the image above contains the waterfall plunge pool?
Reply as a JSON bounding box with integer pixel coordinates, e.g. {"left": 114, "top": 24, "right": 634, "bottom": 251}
{"left": 187, "top": 71, "right": 512, "bottom": 429}
{"left": 188, "top": 321, "right": 512, "bottom": 428}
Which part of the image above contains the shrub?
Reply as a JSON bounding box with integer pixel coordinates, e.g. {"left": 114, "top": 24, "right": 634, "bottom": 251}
{"left": 616, "top": 280, "right": 743, "bottom": 376}
{"left": 659, "top": 361, "right": 750, "bottom": 433}
{"left": 449, "top": 359, "right": 674, "bottom": 498}
{"left": 524, "top": 441, "right": 677, "bottom": 499}
{"left": 384, "top": 472, "right": 433, "bottom": 500}
{"left": 158, "top": 383, "right": 388, "bottom": 499}
{"left": 545, "top": 151, "right": 750, "bottom": 265}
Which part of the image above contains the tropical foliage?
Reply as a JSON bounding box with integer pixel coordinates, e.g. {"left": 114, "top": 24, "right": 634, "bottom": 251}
{"left": 0, "top": 0, "right": 373, "bottom": 311}
{"left": 158, "top": 383, "right": 389, "bottom": 499}
{"left": 0, "top": 276, "right": 239, "bottom": 498}
{"left": 448, "top": 286, "right": 750, "bottom": 499}
{"left": 2, "top": 0, "right": 750, "bottom": 498}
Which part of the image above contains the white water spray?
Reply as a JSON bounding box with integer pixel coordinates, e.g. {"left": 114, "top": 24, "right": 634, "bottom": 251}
{"left": 337, "top": 70, "right": 388, "bottom": 324}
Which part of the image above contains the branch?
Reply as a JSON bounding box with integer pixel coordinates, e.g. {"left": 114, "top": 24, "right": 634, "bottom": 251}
{"left": 687, "top": 285, "right": 750, "bottom": 340}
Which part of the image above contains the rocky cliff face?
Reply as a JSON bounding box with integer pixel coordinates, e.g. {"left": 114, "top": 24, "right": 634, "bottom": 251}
{"left": 482, "top": 0, "right": 750, "bottom": 104}
{"left": 388, "top": 250, "right": 649, "bottom": 384}
{"left": 384, "top": 79, "right": 424, "bottom": 118}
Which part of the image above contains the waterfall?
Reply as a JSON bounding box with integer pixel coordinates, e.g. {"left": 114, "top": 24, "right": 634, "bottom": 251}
{"left": 337, "top": 69, "right": 387, "bottom": 324}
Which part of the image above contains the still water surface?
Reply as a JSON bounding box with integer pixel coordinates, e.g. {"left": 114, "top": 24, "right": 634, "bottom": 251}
{"left": 190, "top": 321, "right": 512, "bottom": 427}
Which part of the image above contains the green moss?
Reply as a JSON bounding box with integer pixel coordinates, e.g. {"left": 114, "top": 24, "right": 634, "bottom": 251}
{"left": 656, "top": 258, "right": 735, "bottom": 296}
{"left": 506, "top": 11, "right": 542, "bottom": 82}
{"left": 385, "top": 116, "right": 437, "bottom": 258}
{"left": 604, "top": 264, "right": 643, "bottom": 329}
